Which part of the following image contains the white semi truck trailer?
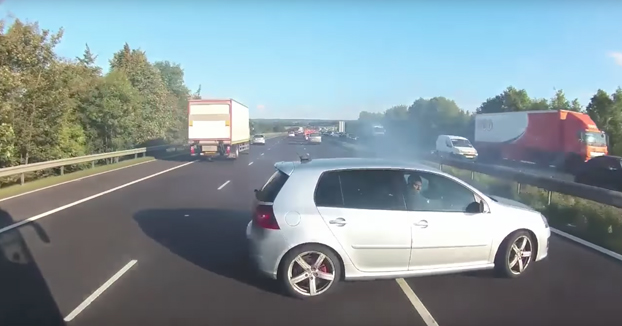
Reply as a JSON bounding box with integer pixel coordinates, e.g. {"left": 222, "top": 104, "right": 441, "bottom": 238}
{"left": 188, "top": 99, "right": 250, "bottom": 160}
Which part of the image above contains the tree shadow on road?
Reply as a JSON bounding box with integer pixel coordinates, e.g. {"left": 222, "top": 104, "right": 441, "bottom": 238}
{"left": 133, "top": 208, "right": 283, "bottom": 295}
{"left": 0, "top": 209, "right": 66, "bottom": 326}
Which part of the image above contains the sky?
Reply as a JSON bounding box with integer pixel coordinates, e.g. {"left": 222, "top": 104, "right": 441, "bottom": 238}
{"left": 1, "top": 1, "right": 622, "bottom": 120}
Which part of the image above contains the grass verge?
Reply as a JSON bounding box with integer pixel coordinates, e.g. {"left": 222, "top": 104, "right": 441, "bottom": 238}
{"left": 0, "top": 151, "right": 187, "bottom": 200}
{"left": 442, "top": 165, "right": 622, "bottom": 255}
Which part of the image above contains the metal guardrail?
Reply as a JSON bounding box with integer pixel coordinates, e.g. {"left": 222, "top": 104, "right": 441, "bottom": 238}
{"left": 0, "top": 144, "right": 187, "bottom": 185}
{"left": 332, "top": 137, "right": 622, "bottom": 209}
{"left": 430, "top": 156, "right": 622, "bottom": 209}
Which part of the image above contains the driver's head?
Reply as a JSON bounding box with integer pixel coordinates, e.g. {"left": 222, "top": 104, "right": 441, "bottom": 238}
{"left": 408, "top": 174, "right": 422, "bottom": 193}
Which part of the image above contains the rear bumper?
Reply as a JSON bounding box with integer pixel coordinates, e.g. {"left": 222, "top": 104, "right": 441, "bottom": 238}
{"left": 246, "top": 222, "right": 286, "bottom": 280}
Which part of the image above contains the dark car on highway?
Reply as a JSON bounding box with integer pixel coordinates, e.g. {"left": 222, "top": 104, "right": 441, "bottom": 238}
{"left": 574, "top": 155, "right": 622, "bottom": 191}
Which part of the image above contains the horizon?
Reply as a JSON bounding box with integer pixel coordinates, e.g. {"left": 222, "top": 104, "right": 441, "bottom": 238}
{"left": 2, "top": 1, "right": 622, "bottom": 119}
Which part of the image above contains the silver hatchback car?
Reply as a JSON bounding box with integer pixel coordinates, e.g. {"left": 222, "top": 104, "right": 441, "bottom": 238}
{"left": 246, "top": 157, "right": 550, "bottom": 300}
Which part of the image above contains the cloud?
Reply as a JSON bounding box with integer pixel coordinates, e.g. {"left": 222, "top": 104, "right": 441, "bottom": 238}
{"left": 256, "top": 104, "right": 265, "bottom": 111}
{"left": 608, "top": 52, "right": 622, "bottom": 67}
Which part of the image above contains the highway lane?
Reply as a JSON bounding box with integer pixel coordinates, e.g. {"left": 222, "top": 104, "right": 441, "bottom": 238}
{"left": 0, "top": 137, "right": 278, "bottom": 325}
{"left": 365, "top": 139, "right": 576, "bottom": 182}
{"left": 3, "top": 136, "right": 622, "bottom": 326}
{"left": 0, "top": 138, "right": 285, "bottom": 226}
{"left": 2, "top": 136, "right": 426, "bottom": 326}
{"left": 406, "top": 236, "right": 622, "bottom": 326}
{"left": 330, "top": 139, "right": 622, "bottom": 326}
{"left": 68, "top": 137, "right": 426, "bottom": 326}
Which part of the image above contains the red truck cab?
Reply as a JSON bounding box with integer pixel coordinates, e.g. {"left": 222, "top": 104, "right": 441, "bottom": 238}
{"left": 474, "top": 110, "right": 608, "bottom": 172}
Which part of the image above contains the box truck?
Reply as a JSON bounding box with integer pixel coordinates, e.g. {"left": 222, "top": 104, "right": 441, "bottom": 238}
{"left": 474, "top": 110, "right": 608, "bottom": 172}
{"left": 188, "top": 99, "right": 250, "bottom": 160}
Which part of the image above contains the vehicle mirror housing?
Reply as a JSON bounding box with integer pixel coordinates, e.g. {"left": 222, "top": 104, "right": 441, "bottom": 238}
{"left": 465, "top": 201, "right": 483, "bottom": 213}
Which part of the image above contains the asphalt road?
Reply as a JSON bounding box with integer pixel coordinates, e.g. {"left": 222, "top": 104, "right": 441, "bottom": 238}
{"left": 1, "top": 136, "right": 621, "bottom": 326}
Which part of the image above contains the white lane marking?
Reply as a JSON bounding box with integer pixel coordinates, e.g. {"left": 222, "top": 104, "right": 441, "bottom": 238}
{"left": 217, "top": 180, "right": 230, "bottom": 190}
{"left": 248, "top": 162, "right": 254, "bottom": 166}
{"left": 261, "top": 153, "right": 265, "bottom": 156}
{"left": 396, "top": 278, "right": 439, "bottom": 326}
{"left": 0, "top": 159, "right": 156, "bottom": 203}
{"left": 0, "top": 161, "right": 196, "bottom": 235}
{"left": 552, "top": 228, "right": 622, "bottom": 261}
{"left": 64, "top": 259, "right": 138, "bottom": 322}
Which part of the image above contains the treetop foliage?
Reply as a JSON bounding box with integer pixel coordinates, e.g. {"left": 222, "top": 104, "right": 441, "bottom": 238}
{"left": 0, "top": 18, "right": 194, "bottom": 167}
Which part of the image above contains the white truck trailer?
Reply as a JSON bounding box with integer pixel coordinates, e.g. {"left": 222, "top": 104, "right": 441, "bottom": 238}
{"left": 188, "top": 99, "right": 250, "bottom": 160}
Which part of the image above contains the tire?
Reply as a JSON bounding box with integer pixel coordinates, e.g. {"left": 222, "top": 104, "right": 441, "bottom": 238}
{"left": 279, "top": 244, "right": 342, "bottom": 300}
{"left": 494, "top": 230, "right": 535, "bottom": 278}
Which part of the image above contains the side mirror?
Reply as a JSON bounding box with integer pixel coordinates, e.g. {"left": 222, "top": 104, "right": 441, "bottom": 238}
{"left": 465, "top": 201, "right": 483, "bottom": 214}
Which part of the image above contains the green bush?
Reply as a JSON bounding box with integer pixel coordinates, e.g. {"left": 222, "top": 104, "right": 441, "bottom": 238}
{"left": 442, "top": 165, "right": 622, "bottom": 254}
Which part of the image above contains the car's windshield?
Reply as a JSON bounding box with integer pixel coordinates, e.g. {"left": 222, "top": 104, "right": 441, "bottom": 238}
{"left": 254, "top": 135, "right": 264, "bottom": 138}
{"left": 451, "top": 138, "right": 473, "bottom": 147}
{"left": 584, "top": 131, "right": 607, "bottom": 147}
{"left": 310, "top": 133, "right": 320, "bottom": 137}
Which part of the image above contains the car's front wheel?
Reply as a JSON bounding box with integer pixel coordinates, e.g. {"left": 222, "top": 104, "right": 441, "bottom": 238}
{"left": 279, "top": 244, "right": 341, "bottom": 300}
{"left": 494, "top": 230, "right": 535, "bottom": 278}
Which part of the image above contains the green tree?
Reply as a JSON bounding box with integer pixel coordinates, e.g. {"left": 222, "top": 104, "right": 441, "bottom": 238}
{"left": 586, "top": 89, "right": 622, "bottom": 153}
{"left": 477, "top": 86, "right": 532, "bottom": 113}
{"left": 0, "top": 19, "right": 86, "bottom": 164}
{"left": 154, "top": 61, "right": 190, "bottom": 142}
{"left": 79, "top": 70, "right": 139, "bottom": 152}
{"left": 549, "top": 90, "right": 571, "bottom": 111}
{"left": 110, "top": 44, "right": 174, "bottom": 144}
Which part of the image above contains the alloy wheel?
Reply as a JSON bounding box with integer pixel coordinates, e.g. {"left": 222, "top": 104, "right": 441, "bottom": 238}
{"left": 508, "top": 235, "right": 533, "bottom": 275}
{"left": 287, "top": 251, "right": 336, "bottom": 296}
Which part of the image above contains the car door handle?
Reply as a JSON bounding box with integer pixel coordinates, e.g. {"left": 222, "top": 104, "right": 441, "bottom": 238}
{"left": 329, "top": 218, "right": 347, "bottom": 227}
{"left": 414, "top": 220, "right": 428, "bottom": 228}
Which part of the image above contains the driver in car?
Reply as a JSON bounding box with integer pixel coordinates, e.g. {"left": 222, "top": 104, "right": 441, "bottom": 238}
{"left": 406, "top": 174, "right": 429, "bottom": 210}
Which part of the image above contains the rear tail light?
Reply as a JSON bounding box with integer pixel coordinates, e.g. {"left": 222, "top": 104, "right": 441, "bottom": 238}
{"left": 226, "top": 146, "right": 231, "bottom": 155}
{"left": 253, "top": 204, "right": 280, "bottom": 230}
{"left": 190, "top": 146, "right": 195, "bottom": 154}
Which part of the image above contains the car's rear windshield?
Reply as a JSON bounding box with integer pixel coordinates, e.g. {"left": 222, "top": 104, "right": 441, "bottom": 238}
{"left": 254, "top": 135, "right": 264, "bottom": 138}
{"left": 256, "top": 170, "right": 289, "bottom": 202}
{"left": 310, "top": 133, "right": 320, "bottom": 137}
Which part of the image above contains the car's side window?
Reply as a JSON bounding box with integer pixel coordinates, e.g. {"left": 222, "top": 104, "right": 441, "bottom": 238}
{"left": 402, "top": 170, "right": 477, "bottom": 213}
{"left": 314, "top": 171, "right": 344, "bottom": 207}
{"left": 338, "top": 169, "right": 406, "bottom": 211}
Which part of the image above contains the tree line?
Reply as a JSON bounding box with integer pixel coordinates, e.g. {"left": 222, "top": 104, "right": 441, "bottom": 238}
{"left": 0, "top": 18, "right": 201, "bottom": 169}
{"left": 356, "top": 86, "right": 622, "bottom": 155}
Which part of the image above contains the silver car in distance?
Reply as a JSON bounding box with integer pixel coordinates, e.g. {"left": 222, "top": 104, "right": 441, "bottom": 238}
{"left": 246, "top": 157, "right": 550, "bottom": 300}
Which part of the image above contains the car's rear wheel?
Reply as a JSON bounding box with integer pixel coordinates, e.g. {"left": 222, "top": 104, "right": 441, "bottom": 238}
{"left": 494, "top": 230, "right": 535, "bottom": 278}
{"left": 279, "top": 244, "right": 341, "bottom": 300}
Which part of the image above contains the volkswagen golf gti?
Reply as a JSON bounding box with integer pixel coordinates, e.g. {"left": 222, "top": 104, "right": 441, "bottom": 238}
{"left": 246, "top": 157, "right": 550, "bottom": 300}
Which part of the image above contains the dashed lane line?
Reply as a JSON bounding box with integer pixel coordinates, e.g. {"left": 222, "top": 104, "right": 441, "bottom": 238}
{"left": 217, "top": 180, "right": 230, "bottom": 190}
{"left": 396, "top": 278, "right": 439, "bottom": 326}
{"left": 64, "top": 259, "right": 138, "bottom": 322}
